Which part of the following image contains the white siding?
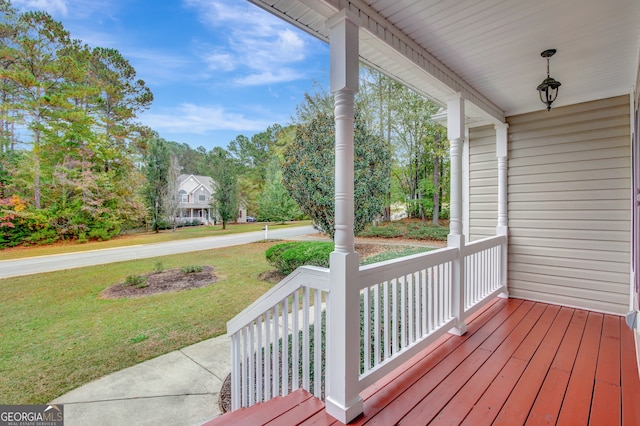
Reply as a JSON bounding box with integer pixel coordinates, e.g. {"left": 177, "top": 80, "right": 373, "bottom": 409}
{"left": 468, "top": 125, "right": 497, "bottom": 241}
{"left": 505, "top": 95, "right": 631, "bottom": 314}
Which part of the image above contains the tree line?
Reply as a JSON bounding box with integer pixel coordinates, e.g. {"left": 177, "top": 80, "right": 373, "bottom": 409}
{"left": 0, "top": 0, "right": 449, "bottom": 247}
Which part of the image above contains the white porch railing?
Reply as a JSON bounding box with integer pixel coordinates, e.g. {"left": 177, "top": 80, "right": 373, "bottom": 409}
{"left": 227, "top": 234, "right": 507, "bottom": 414}
{"left": 357, "top": 247, "right": 457, "bottom": 389}
{"left": 463, "top": 235, "right": 508, "bottom": 317}
{"left": 227, "top": 266, "right": 330, "bottom": 410}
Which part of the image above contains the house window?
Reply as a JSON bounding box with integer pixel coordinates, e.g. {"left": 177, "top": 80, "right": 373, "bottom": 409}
{"left": 198, "top": 195, "right": 206, "bottom": 202}
{"left": 179, "top": 190, "right": 187, "bottom": 203}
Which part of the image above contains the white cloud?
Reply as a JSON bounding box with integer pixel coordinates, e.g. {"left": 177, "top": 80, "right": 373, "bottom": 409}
{"left": 120, "top": 49, "right": 201, "bottom": 87}
{"left": 141, "top": 103, "right": 277, "bottom": 134}
{"left": 203, "top": 51, "right": 236, "bottom": 72}
{"left": 233, "top": 68, "right": 305, "bottom": 86}
{"left": 13, "top": 0, "right": 115, "bottom": 19}
{"left": 13, "top": 0, "right": 68, "bottom": 15}
{"left": 185, "top": 0, "right": 312, "bottom": 86}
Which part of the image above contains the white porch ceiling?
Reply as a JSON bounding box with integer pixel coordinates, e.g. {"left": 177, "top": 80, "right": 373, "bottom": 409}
{"left": 249, "top": 0, "right": 640, "bottom": 126}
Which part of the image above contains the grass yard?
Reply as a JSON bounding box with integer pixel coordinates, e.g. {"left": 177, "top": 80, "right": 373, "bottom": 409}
{"left": 0, "top": 241, "right": 279, "bottom": 405}
{"left": 0, "top": 219, "right": 443, "bottom": 405}
{"left": 0, "top": 221, "right": 310, "bottom": 261}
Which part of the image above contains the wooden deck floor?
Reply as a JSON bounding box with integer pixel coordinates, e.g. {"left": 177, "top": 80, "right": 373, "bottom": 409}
{"left": 204, "top": 298, "right": 640, "bottom": 425}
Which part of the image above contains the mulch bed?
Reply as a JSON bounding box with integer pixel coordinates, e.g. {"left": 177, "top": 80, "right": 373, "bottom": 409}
{"left": 99, "top": 266, "right": 216, "bottom": 299}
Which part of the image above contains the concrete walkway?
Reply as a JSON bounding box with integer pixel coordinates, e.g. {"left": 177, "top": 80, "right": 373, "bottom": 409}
{"left": 52, "top": 334, "right": 231, "bottom": 426}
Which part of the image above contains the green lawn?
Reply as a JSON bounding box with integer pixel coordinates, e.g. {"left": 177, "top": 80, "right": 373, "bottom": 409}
{"left": 0, "top": 219, "right": 442, "bottom": 405}
{"left": 0, "top": 242, "right": 278, "bottom": 405}
{"left": 0, "top": 221, "right": 310, "bottom": 260}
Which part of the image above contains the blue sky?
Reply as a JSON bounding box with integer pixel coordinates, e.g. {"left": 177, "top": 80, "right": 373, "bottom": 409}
{"left": 12, "top": 0, "right": 331, "bottom": 150}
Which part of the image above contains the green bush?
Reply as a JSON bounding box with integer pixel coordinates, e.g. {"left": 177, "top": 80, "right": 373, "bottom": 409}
{"left": 181, "top": 265, "right": 203, "bottom": 273}
{"left": 88, "top": 223, "right": 121, "bottom": 241}
{"left": 265, "top": 241, "right": 334, "bottom": 275}
{"left": 123, "top": 274, "right": 147, "bottom": 288}
{"left": 359, "top": 221, "right": 449, "bottom": 241}
{"left": 361, "top": 247, "right": 433, "bottom": 265}
{"left": 405, "top": 224, "right": 449, "bottom": 240}
{"left": 358, "top": 223, "right": 404, "bottom": 238}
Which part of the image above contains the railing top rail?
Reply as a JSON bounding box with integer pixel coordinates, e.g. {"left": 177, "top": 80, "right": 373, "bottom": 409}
{"left": 462, "top": 234, "right": 507, "bottom": 256}
{"left": 359, "top": 246, "right": 458, "bottom": 289}
{"left": 227, "top": 265, "right": 330, "bottom": 334}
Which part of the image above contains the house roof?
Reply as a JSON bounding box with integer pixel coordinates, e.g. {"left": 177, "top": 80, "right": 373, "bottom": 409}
{"left": 249, "top": 0, "right": 640, "bottom": 126}
{"left": 178, "top": 174, "right": 215, "bottom": 194}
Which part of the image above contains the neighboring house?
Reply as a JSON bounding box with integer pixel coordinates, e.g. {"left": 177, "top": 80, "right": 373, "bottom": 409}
{"left": 176, "top": 174, "right": 214, "bottom": 225}
{"left": 176, "top": 174, "right": 247, "bottom": 225}
{"left": 235, "top": 199, "right": 249, "bottom": 223}
{"left": 207, "top": 1, "right": 640, "bottom": 425}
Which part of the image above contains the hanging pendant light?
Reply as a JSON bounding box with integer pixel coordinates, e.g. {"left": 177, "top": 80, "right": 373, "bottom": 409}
{"left": 536, "top": 49, "right": 561, "bottom": 111}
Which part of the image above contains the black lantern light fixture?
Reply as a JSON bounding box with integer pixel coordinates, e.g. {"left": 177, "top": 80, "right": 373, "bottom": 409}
{"left": 536, "top": 49, "right": 561, "bottom": 111}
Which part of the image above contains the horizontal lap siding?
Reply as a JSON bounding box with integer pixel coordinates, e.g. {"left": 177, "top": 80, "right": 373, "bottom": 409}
{"left": 506, "top": 95, "right": 631, "bottom": 314}
{"left": 469, "top": 125, "right": 497, "bottom": 240}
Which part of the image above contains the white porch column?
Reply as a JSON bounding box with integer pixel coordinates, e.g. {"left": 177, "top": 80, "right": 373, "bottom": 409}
{"left": 495, "top": 123, "right": 509, "bottom": 236}
{"left": 495, "top": 123, "right": 509, "bottom": 297}
{"left": 447, "top": 93, "right": 467, "bottom": 336}
{"left": 325, "top": 9, "right": 363, "bottom": 424}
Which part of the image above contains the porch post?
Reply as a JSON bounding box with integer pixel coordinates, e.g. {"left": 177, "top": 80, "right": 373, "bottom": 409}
{"left": 325, "top": 9, "right": 363, "bottom": 424}
{"left": 495, "top": 123, "right": 509, "bottom": 236}
{"left": 495, "top": 123, "right": 509, "bottom": 297}
{"left": 447, "top": 93, "right": 467, "bottom": 336}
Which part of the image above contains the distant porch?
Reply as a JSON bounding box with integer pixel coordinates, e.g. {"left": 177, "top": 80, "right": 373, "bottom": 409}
{"left": 176, "top": 206, "right": 213, "bottom": 225}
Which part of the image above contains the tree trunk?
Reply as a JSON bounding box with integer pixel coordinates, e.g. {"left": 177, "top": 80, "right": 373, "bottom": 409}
{"left": 33, "top": 130, "right": 41, "bottom": 209}
{"left": 433, "top": 154, "right": 440, "bottom": 225}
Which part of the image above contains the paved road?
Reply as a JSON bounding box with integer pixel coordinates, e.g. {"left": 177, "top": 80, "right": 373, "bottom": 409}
{"left": 0, "top": 225, "right": 317, "bottom": 279}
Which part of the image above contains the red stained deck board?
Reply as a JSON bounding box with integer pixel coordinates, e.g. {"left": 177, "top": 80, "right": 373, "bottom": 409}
{"left": 620, "top": 322, "right": 640, "bottom": 425}
{"left": 525, "top": 309, "right": 588, "bottom": 425}
{"left": 595, "top": 315, "right": 622, "bottom": 386}
{"left": 396, "top": 348, "right": 492, "bottom": 425}
{"left": 303, "top": 410, "right": 339, "bottom": 426}
{"left": 493, "top": 306, "right": 573, "bottom": 425}
{"left": 264, "top": 391, "right": 326, "bottom": 426}
{"left": 590, "top": 380, "right": 621, "bottom": 425}
{"left": 352, "top": 298, "right": 516, "bottom": 425}
{"left": 524, "top": 368, "right": 570, "bottom": 426}
{"left": 556, "top": 312, "right": 604, "bottom": 425}
{"left": 433, "top": 309, "right": 557, "bottom": 424}
{"left": 589, "top": 316, "right": 622, "bottom": 425}
{"left": 359, "top": 298, "right": 507, "bottom": 405}
{"left": 205, "top": 300, "right": 640, "bottom": 426}
{"left": 203, "top": 389, "right": 313, "bottom": 426}
{"left": 460, "top": 357, "right": 529, "bottom": 426}
{"left": 549, "top": 309, "right": 589, "bottom": 373}
{"left": 361, "top": 299, "right": 533, "bottom": 426}
{"left": 429, "top": 303, "right": 556, "bottom": 425}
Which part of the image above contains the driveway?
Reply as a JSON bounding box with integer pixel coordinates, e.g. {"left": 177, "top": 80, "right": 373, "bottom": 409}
{"left": 0, "top": 225, "right": 317, "bottom": 279}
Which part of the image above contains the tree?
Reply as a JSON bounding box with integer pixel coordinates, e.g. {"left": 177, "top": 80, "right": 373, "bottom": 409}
{"left": 163, "top": 154, "right": 181, "bottom": 230}
{"left": 0, "top": 0, "right": 21, "bottom": 155}
{"left": 258, "top": 158, "right": 301, "bottom": 223}
{"left": 1, "top": 10, "right": 76, "bottom": 208}
{"left": 88, "top": 47, "right": 153, "bottom": 172}
{"left": 143, "top": 137, "right": 170, "bottom": 232}
{"left": 228, "top": 124, "right": 283, "bottom": 216}
{"left": 282, "top": 111, "right": 391, "bottom": 239}
{"left": 208, "top": 147, "right": 238, "bottom": 230}
{"left": 388, "top": 83, "right": 445, "bottom": 220}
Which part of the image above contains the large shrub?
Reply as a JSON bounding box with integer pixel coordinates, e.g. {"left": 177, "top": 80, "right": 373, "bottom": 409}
{"left": 282, "top": 112, "right": 391, "bottom": 239}
{"left": 265, "top": 241, "right": 334, "bottom": 275}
